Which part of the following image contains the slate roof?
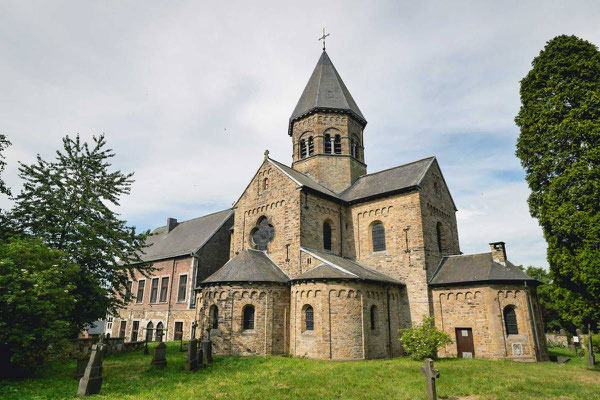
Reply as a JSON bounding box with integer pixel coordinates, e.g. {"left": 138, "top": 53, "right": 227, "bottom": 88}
{"left": 139, "top": 209, "right": 234, "bottom": 263}
{"left": 294, "top": 248, "right": 403, "bottom": 285}
{"left": 429, "top": 252, "right": 540, "bottom": 286}
{"left": 86, "top": 320, "right": 106, "bottom": 335}
{"left": 289, "top": 51, "right": 366, "bottom": 135}
{"left": 200, "top": 249, "right": 289, "bottom": 285}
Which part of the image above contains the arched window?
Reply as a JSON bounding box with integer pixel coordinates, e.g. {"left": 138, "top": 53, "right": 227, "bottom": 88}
{"left": 146, "top": 322, "right": 154, "bottom": 342}
{"left": 300, "top": 140, "right": 306, "bottom": 158}
{"left": 155, "top": 322, "right": 164, "bottom": 341}
{"left": 334, "top": 135, "right": 341, "bottom": 154}
{"left": 351, "top": 139, "right": 356, "bottom": 157}
{"left": 304, "top": 305, "right": 314, "bottom": 331}
{"left": 504, "top": 306, "right": 518, "bottom": 335}
{"left": 436, "top": 222, "right": 443, "bottom": 254}
{"left": 324, "top": 134, "right": 332, "bottom": 153}
{"left": 243, "top": 305, "right": 255, "bottom": 330}
{"left": 323, "top": 222, "right": 332, "bottom": 251}
{"left": 263, "top": 178, "right": 269, "bottom": 190}
{"left": 210, "top": 305, "right": 219, "bottom": 329}
{"left": 308, "top": 136, "right": 314, "bottom": 155}
{"left": 370, "top": 305, "right": 377, "bottom": 330}
{"left": 372, "top": 223, "right": 386, "bottom": 252}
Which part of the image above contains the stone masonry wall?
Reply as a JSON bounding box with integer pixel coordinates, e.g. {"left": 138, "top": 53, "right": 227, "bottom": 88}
{"left": 198, "top": 283, "right": 290, "bottom": 356}
{"left": 290, "top": 281, "right": 406, "bottom": 360}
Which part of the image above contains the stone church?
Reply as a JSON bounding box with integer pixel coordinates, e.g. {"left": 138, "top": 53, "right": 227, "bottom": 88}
{"left": 113, "top": 50, "right": 549, "bottom": 362}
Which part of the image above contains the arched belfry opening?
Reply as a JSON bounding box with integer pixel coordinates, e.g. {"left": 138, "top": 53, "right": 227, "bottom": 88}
{"left": 289, "top": 51, "right": 367, "bottom": 192}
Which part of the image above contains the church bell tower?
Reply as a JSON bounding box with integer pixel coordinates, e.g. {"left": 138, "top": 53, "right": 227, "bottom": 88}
{"left": 289, "top": 50, "right": 367, "bottom": 192}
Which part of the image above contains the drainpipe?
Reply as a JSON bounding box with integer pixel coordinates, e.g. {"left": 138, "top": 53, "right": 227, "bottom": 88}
{"left": 525, "top": 281, "right": 541, "bottom": 362}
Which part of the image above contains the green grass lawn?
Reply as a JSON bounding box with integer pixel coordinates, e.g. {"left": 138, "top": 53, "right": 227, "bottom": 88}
{"left": 1, "top": 343, "right": 599, "bottom": 400}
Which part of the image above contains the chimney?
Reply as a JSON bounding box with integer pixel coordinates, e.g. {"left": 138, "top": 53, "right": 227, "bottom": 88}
{"left": 166, "top": 218, "right": 178, "bottom": 233}
{"left": 489, "top": 242, "right": 506, "bottom": 265}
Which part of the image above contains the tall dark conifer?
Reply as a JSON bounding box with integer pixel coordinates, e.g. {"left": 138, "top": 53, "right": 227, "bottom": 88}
{"left": 515, "top": 35, "right": 600, "bottom": 329}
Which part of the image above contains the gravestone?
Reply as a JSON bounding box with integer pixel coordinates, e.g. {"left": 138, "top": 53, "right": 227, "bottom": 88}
{"left": 151, "top": 332, "right": 167, "bottom": 368}
{"left": 185, "top": 339, "right": 198, "bottom": 371}
{"left": 202, "top": 340, "right": 213, "bottom": 364}
{"left": 588, "top": 327, "right": 596, "bottom": 367}
{"left": 76, "top": 342, "right": 105, "bottom": 396}
{"left": 420, "top": 358, "right": 440, "bottom": 400}
{"left": 75, "top": 355, "right": 90, "bottom": 380}
{"left": 557, "top": 356, "right": 571, "bottom": 364}
{"left": 197, "top": 346, "right": 205, "bottom": 368}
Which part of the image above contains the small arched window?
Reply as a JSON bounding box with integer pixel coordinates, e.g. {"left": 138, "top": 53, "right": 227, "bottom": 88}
{"left": 305, "top": 305, "right": 314, "bottom": 331}
{"left": 146, "top": 321, "right": 154, "bottom": 341}
{"left": 436, "top": 222, "right": 443, "bottom": 254}
{"left": 243, "top": 305, "right": 255, "bottom": 330}
{"left": 504, "top": 306, "right": 518, "bottom": 335}
{"left": 372, "top": 223, "right": 386, "bottom": 252}
{"left": 263, "top": 178, "right": 269, "bottom": 190}
{"left": 300, "top": 140, "right": 306, "bottom": 158}
{"left": 324, "top": 134, "right": 332, "bottom": 153}
{"left": 323, "top": 222, "right": 332, "bottom": 251}
{"left": 308, "top": 136, "right": 314, "bottom": 155}
{"left": 334, "top": 135, "right": 341, "bottom": 154}
{"left": 156, "top": 322, "right": 164, "bottom": 341}
{"left": 210, "top": 305, "right": 219, "bottom": 329}
{"left": 351, "top": 139, "right": 356, "bottom": 157}
{"left": 370, "top": 305, "right": 377, "bottom": 330}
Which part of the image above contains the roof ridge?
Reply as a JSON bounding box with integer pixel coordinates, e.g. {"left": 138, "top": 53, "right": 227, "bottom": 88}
{"left": 156, "top": 208, "right": 232, "bottom": 229}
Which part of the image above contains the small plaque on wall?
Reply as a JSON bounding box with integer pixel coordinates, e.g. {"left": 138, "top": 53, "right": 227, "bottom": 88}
{"left": 462, "top": 352, "right": 473, "bottom": 358}
{"left": 512, "top": 343, "right": 523, "bottom": 356}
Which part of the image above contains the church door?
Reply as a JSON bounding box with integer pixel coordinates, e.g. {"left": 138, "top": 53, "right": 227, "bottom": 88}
{"left": 455, "top": 328, "right": 475, "bottom": 358}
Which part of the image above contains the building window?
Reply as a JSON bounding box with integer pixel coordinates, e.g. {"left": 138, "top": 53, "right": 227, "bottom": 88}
{"left": 308, "top": 136, "right": 314, "bottom": 155}
{"left": 300, "top": 140, "right": 306, "bottom": 158}
{"left": 324, "top": 134, "right": 332, "bottom": 153}
{"left": 504, "top": 306, "right": 518, "bottom": 335}
{"left": 136, "top": 280, "right": 145, "bottom": 303}
{"left": 119, "top": 321, "right": 127, "bottom": 338}
{"left": 323, "top": 222, "right": 332, "bottom": 251}
{"left": 106, "top": 316, "right": 113, "bottom": 331}
{"left": 436, "top": 222, "right": 443, "bottom": 254}
{"left": 156, "top": 322, "right": 164, "bottom": 341}
{"left": 370, "top": 305, "right": 377, "bottom": 330}
{"left": 177, "top": 275, "right": 187, "bottom": 302}
{"left": 251, "top": 216, "right": 275, "bottom": 251}
{"left": 150, "top": 277, "right": 159, "bottom": 303}
{"left": 131, "top": 321, "right": 139, "bottom": 342}
{"left": 304, "top": 305, "right": 314, "bottom": 331}
{"left": 146, "top": 322, "right": 154, "bottom": 341}
{"left": 372, "top": 223, "right": 386, "bottom": 252}
{"left": 351, "top": 139, "right": 356, "bottom": 157}
{"left": 174, "top": 322, "right": 184, "bottom": 341}
{"left": 334, "top": 135, "right": 341, "bottom": 154}
{"left": 243, "top": 305, "right": 255, "bottom": 330}
{"left": 263, "top": 178, "right": 269, "bottom": 191}
{"left": 159, "top": 277, "right": 169, "bottom": 302}
{"left": 125, "top": 281, "right": 132, "bottom": 300}
{"left": 210, "top": 305, "right": 219, "bottom": 329}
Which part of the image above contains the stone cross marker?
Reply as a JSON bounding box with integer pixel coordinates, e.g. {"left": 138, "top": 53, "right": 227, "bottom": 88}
{"left": 420, "top": 358, "right": 440, "bottom": 400}
{"left": 185, "top": 339, "right": 198, "bottom": 371}
{"left": 77, "top": 342, "right": 105, "bottom": 396}
{"left": 151, "top": 332, "right": 167, "bottom": 368}
{"left": 588, "top": 326, "right": 596, "bottom": 367}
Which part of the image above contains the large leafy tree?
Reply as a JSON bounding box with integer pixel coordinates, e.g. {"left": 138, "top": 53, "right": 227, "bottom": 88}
{"left": 0, "top": 134, "right": 10, "bottom": 197}
{"left": 12, "top": 135, "right": 151, "bottom": 332}
{"left": 0, "top": 238, "right": 79, "bottom": 377}
{"left": 515, "top": 35, "right": 600, "bottom": 329}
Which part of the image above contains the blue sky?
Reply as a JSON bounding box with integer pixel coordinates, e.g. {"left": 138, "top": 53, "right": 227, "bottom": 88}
{"left": 2, "top": 0, "right": 600, "bottom": 268}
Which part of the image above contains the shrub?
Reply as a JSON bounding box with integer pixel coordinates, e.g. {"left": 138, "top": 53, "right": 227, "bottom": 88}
{"left": 399, "top": 316, "right": 453, "bottom": 360}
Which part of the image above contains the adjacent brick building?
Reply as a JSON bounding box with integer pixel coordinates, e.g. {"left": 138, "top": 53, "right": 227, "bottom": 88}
{"left": 118, "top": 49, "right": 548, "bottom": 362}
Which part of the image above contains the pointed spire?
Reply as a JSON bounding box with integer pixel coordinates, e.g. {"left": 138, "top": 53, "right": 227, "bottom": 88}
{"left": 288, "top": 51, "right": 366, "bottom": 135}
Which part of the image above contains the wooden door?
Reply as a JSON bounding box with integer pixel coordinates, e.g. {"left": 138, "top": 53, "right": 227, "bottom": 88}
{"left": 455, "top": 328, "right": 475, "bottom": 358}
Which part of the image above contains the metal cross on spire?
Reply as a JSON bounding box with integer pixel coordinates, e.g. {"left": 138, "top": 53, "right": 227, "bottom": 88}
{"left": 318, "top": 27, "right": 330, "bottom": 51}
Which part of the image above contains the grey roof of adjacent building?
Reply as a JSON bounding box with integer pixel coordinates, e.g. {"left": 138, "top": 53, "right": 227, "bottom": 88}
{"left": 200, "top": 249, "right": 289, "bottom": 285}
{"left": 429, "top": 252, "right": 539, "bottom": 286}
{"left": 86, "top": 320, "right": 106, "bottom": 335}
{"left": 294, "top": 247, "right": 403, "bottom": 285}
{"left": 289, "top": 51, "right": 366, "bottom": 135}
{"left": 139, "top": 209, "right": 234, "bottom": 263}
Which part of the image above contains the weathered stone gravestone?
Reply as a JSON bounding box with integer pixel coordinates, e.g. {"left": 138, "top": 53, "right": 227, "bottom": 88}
{"left": 588, "top": 328, "right": 596, "bottom": 367}
{"left": 557, "top": 356, "right": 571, "bottom": 364}
{"left": 75, "top": 355, "right": 90, "bottom": 380}
{"left": 77, "top": 342, "right": 105, "bottom": 396}
{"left": 185, "top": 339, "right": 198, "bottom": 371}
{"left": 197, "top": 346, "right": 204, "bottom": 368}
{"left": 420, "top": 358, "right": 440, "bottom": 400}
{"left": 202, "top": 340, "right": 212, "bottom": 364}
{"left": 151, "top": 333, "right": 167, "bottom": 368}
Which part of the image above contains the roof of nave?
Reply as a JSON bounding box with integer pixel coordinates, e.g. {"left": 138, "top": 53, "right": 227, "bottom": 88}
{"left": 429, "top": 252, "right": 540, "bottom": 287}
{"left": 289, "top": 51, "right": 366, "bottom": 135}
{"left": 139, "top": 208, "right": 234, "bottom": 263}
{"left": 200, "top": 249, "right": 289, "bottom": 285}
{"left": 293, "top": 247, "right": 403, "bottom": 286}
{"left": 268, "top": 156, "right": 450, "bottom": 207}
